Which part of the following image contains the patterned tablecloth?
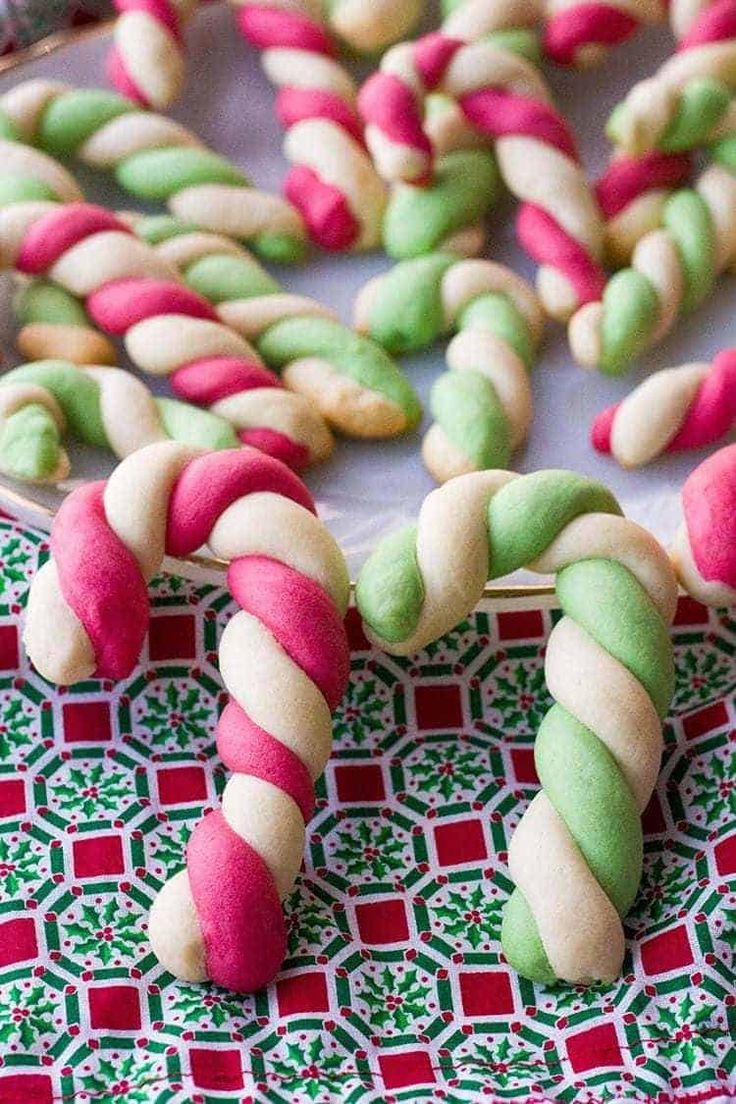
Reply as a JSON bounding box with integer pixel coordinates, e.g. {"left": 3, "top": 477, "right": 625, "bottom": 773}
{"left": 0, "top": 512, "right": 733, "bottom": 1104}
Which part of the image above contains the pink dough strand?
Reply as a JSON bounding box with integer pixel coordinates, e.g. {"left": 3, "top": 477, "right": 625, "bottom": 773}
{"left": 187, "top": 809, "right": 287, "bottom": 992}
{"left": 16, "top": 204, "right": 130, "bottom": 274}
{"left": 51, "top": 481, "right": 150, "bottom": 680}
{"left": 237, "top": 4, "right": 335, "bottom": 55}
{"left": 165, "top": 449, "right": 315, "bottom": 556}
{"left": 228, "top": 556, "right": 350, "bottom": 708}
{"left": 517, "top": 203, "right": 607, "bottom": 304}
{"left": 86, "top": 277, "right": 219, "bottom": 332}
{"left": 543, "top": 5, "right": 639, "bottom": 65}
{"left": 171, "top": 357, "right": 281, "bottom": 403}
{"left": 105, "top": 47, "right": 149, "bottom": 105}
{"left": 595, "top": 152, "right": 691, "bottom": 218}
{"left": 115, "top": 0, "right": 182, "bottom": 41}
{"left": 358, "top": 73, "right": 432, "bottom": 157}
{"left": 284, "top": 165, "right": 360, "bottom": 252}
{"left": 679, "top": 0, "right": 736, "bottom": 48}
{"left": 591, "top": 404, "right": 616, "bottom": 453}
{"left": 668, "top": 350, "right": 736, "bottom": 451}
{"left": 237, "top": 428, "right": 311, "bottom": 470}
{"left": 216, "top": 700, "right": 315, "bottom": 823}
{"left": 276, "top": 88, "right": 365, "bottom": 143}
{"left": 413, "top": 32, "right": 463, "bottom": 89}
{"left": 459, "top": 88, "right": 579, "bottom": 159}
{"left": 682, "top": 443, "right": 736, "bottom": 588}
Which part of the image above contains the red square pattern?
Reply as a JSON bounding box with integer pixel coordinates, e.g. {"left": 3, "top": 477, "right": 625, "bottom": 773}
{"left": 88, "top": 985, "right": 141, "bottom": 1031}
{"left": 148, "top": 614, "right": 196, "bottom": 661}
{"left": 682, "top": 701, "right": 729, "bottom": 740}
{"left": 0, "top": 1074, "right": 53, "bottom": 1104}
{"left": 641, "top": 792, "right": 667, "bottom": 836}
{"left": 415, "top": 685, "right": 463, "bottom": 730}
{"left": 0, "top": 918, "right": 37, "bottom": 968}
{"left": 334, "top": 764, "right": 385, "bottom": 803}
{"left": 62, "top": 701, "right": 112, "bottom": 743}
{"left": 434, "top": 819, "right": 487, "bottom": 866}
{"left": 0, "top": 625, "right": 19, "bottom": 671}
{"left": 190, "top": 1049, "right": 243, "bottom": 1091}
{"left": 355, "top": 898, "right": 409, "bottom": 945}
{"left": 715, "top": 833, "right": 736, "bottom": 876}
{"left": 344, "top": 607, "right": 371, "bottom": 652}
{"left": 641, "top": 924, "right": 693, "bottom": 976}
{"left": 276, "top": 972, "right": 329, "bottom": 1016}
{"left": 673, "top": 595, "right": 709, "bottom": 625}
{"left": 567, "top": 1023, "right": 623, "bottom": 1073}
{"left": 157, "top": 766, "right": 207, "bottom": 806}
{"left": 73, "top": 835, "right": 124, "bottom": 879}
{"left": 459, "top": 971, "right": 515, "bottom": 1016}
{"left": 497, "top": 610, "right": 544, "bottom": 640}
{"left": 0, "top": 779, "right": 25, "bottom": 819}
{"left": 510, "top": 748, "right": 539, "bottom": 786}
{"left": 378, "top": 1052, "right": 435, "bottom": 1090}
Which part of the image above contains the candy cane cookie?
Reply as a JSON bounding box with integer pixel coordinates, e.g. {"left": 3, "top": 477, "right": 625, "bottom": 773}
{"left": 0, "top": 192, "right": 336, "bottom": 468}
{"left": 354, "top": 254, "right": 543, "bottom": 482}
{"left": 569, "top": 143, "right": 736, "bottom": 374}
{"left": 107, "top": 0, "right": 196, "bottom": 110}
{"left": 24, "top": 441, "right": 351, "bottom": 991}
{"left": 608, "top": 0, "right": 736, "bottom": 156}
{"left": 671, "top": 443, "right": 736, "bottom": 606}
{"left": 356, "top": 469, "right": 676, "bottom": 983}
{"left": 592, "top": 349, "right": 736, "bottom": 467}
{"left": 129, "top": 214, "right": 422, "bottom": 438}
{"left": 543, "top": 1, "right": 667, "bottom": 68}
{"left": 234, "top": 0, "right": 391, "bottom": 252}
{"left": 0, "top": 79, "right": 307, "bottom": 265}
{"left": 0, "top": 359, "right": 240, "bottom": 484}
{"left": 358, "top": 2, "right": 607, "bottom": 320}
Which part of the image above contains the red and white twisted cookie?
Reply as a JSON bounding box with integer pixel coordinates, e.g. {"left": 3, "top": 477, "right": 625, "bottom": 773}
{"left": 1, "top": 184, "right": 332, "bottom": 470}
{"left": 543, "top": 0, "right": 667, "bottom": 67}
{"left": 107, "top": 0, "right": 196, "bottom": 109}
{"left": 235, "top": 1, "right": 388, "bottom": 252}
{"left": 592, "top": 349, "right": 736, "bottom": 467}
{"left": 671, "top": 443, "right": 736, "bottom": 606}
{"left": 24, "top": 441, "right": 350, "bottom": 991}
{"left": 358, "top": 5, "right": 607, "bottom": 320}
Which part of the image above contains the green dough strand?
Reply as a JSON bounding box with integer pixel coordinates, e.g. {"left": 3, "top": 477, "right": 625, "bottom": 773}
{"left": 355, "top": 468, "right": 676, "bottom": 985}
{"left": 608, "top": 77, "right": 732, "bottom": 153}
{"left": 16, "top": 281, "right": 91, "bottom": 328}
{"left": 430, "top": 369, "right": 510, "bottom": 470}
{"left": 365, "top": 253, "right": 454, "bottom": 354}
{"left": 0, "top": 403, "right": 64, "bottom": 482}
{"left": 383, "top": 150, "right": 500, "bottom": 259}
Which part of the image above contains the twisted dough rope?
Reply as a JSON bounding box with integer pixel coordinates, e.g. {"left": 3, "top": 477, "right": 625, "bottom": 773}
{"left": 127, "top": 213, "right": 422, "bottom": 438}
{"left": 23, "top": 441, "right": 351, "bottom": 991}
{"left": 592, "top": 348, "right": 736, "bottom": 467}
{"left": 0, "top": 79, "right": 307, "bottom": 265}
{"left": 671, "top": 443, "right": 736, "bottom": 606}
{"left": 0, "top": 359, "right": 239, "bottom": 484}
{"left": 0, "top": 147, "right": 332, "bottom": 469}
{"left": 542, "top": 0, "right": 667, "bottom": 67}
{"left": 354, "top": 254, "right": 543, "bottom": 483}
{"left": 569, "top": 142, "right": 736, "bottom": 374}
{"left": 107, "top": 0, "right": 196, "bottom": 110}
{"left": 357, "top": 1, "right": 608, "bottom": 321}
{"left": 356, "top": 469, "right": 677, "bottom": 984}
{"left": 608, "top": 0, "right": 736, "bottom": 156}
{"left": 232, "top": 0, "right": 391, "bottom": 253}
{"left": 13, "top": 278, "right": 116, "bottom": 368}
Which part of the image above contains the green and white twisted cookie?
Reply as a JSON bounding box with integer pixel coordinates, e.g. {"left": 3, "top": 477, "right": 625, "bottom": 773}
{"left": 130, "top": 214, "right": 422, "bottom": 438}
{"left": 354, "top": 254, "right": 543, "bottom": 482}
{"left": 0, "top": 80, "right": 307, "bottom": 264}
{"left": 569, "top": 140, "right": 736, "bottom": 374}
{"left": 356, "top": 469, "right": 677, "bottom": 984}
{"left": 0, "top": 359, "right": 239, "bottom": 484}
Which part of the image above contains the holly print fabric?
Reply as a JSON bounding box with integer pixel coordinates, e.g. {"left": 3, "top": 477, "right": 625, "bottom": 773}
{"left": 0, "top": 515, "right": 733, "bottom": 1103}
